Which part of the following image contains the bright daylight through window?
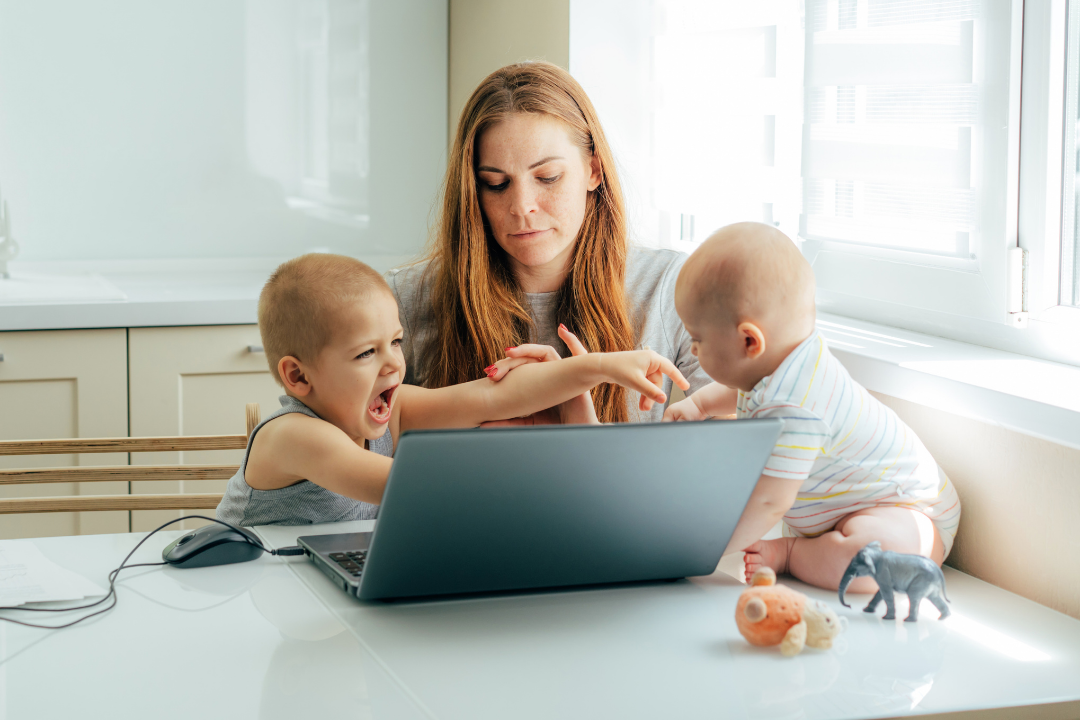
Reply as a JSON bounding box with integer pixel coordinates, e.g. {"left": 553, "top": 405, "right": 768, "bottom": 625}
{"left": 573, "top": 0, "right": 1080, "bottom": 366}
{"left": 800, "top": 0, "right": 979, "bottom": 260}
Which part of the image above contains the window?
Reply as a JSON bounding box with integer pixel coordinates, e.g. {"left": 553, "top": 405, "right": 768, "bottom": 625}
{"left": 1062, "top": 0, "right": 1080, "bottom": 309}
{"left": 571, "top": 0, "right": 1080, "bottom": 366}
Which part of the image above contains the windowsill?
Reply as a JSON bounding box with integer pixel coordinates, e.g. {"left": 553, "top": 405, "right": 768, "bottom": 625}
{"left": 818, "top": 312, "right": 1080, "bottom": 451}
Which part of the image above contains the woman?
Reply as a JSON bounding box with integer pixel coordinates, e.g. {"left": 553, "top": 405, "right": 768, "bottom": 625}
{"left": 391, "top": 61, "right": 710, "bottom": 422}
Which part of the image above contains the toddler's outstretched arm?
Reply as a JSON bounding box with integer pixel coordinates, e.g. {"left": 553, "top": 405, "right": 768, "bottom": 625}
{"left": 397, "top": 350, "right": 689, "bottom": 433}
{"left": 663, "top": 381, "right": 738, "bottom": 421}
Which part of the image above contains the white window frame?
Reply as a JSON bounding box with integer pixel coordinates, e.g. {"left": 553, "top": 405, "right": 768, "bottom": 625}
{"left": 806, "top": 0, "right": 1080, "bottom": 368}
{"left": 803, "top": 0, "right": 1023, "bottom": 332}
{"left": 1019, "top": 0, "right": 1080, "bottom": 331}
{"left": 571, "top": 0, "right": 1080, "bottom": 368}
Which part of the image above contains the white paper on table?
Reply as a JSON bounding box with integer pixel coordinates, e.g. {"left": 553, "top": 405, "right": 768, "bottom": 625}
{"left": 0, "top": 540, "right": 107, "bottom": 607}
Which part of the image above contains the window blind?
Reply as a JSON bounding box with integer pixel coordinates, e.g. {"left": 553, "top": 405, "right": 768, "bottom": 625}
{"left": 800, "top": 0, "right": 980, "bottom": 258}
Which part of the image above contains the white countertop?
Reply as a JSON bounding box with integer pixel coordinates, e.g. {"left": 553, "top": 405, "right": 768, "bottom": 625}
{"left": 0, "top": 256, "right": 414, "bottom": 331}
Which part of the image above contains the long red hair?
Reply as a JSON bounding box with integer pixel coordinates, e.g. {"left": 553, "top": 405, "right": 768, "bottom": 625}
{"left": 423, "top": 62, "right": 637, "bottom": 423}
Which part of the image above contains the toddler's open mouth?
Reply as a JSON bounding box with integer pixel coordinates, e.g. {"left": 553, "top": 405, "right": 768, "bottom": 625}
{"left": 367, "top": 384, "right": 397, "bottom": 424}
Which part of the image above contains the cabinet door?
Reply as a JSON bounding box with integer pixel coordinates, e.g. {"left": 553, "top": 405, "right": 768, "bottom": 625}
{"left": 128, "top": 325, "right": 283, "bottom": 531}
{"left": 0, "top": 329, "right": 128, "bottom": 538}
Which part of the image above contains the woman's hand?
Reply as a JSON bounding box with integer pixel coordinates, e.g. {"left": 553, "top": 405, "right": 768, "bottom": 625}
{"left": 481, "top": 325, "right": 598, "bottom": 426}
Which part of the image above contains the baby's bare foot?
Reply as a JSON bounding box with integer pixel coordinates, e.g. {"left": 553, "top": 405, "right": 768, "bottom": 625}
{"left": 743, "top": 538, "right": 795, "bottom": 584}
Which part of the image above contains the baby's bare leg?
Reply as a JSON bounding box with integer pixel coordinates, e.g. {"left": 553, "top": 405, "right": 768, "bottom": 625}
{"left": 784, "top": 506, "right": 945, "bottom": 592}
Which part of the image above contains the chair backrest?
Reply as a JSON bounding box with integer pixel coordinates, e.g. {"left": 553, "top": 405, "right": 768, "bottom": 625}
{"left": 0, "top": 403, "right": 262, "bottom": 516}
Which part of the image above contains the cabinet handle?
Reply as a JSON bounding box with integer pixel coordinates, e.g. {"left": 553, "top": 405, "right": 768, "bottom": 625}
{"left": 246, "top": 345, "right": 264, "bottom": 353}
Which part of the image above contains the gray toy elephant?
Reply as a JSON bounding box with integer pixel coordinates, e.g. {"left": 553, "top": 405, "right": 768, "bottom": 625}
{"left": 839, "top": 541, "right": 950, "bottom": 622}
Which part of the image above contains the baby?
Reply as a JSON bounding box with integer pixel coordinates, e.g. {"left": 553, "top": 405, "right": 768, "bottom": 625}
{"left": 663, "top": 223, "right": 960, "bottom": 591}
{"left": 217, "top": 253, "right": 687, "bottom": 527}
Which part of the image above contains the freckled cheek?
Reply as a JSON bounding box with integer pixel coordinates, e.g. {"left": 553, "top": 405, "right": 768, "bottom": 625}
{"left": 541, "top": 187, "right": 586, "bottom": 239}
{"left": 478, "top": 193, "right": 510, "bottom": 236}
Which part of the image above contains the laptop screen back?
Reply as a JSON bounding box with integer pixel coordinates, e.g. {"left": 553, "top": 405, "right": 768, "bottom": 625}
{"left": 358, "top": 419, "right": 782, "bottom": 600}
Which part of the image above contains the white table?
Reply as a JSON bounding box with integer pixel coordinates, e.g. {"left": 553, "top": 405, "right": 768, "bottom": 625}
{"left": 5, "top": 525, "right": 1080, "bottom": 720}
{"left": 0, "top": 531, "right": 427, "bottom": 720}
{"left": 257, "top": 521, "right": 1080, "bottom": 720}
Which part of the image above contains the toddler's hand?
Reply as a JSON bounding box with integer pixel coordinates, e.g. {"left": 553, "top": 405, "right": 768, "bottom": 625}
{"left": 600, "top": 350, "right": 689, "bottom": 411}
{"left": 663, "top": 396, "right": 709, "bottom": 422}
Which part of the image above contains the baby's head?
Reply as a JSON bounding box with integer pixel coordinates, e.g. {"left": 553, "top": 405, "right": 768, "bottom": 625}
{"left": 675, "top": 222, "right": 816, "bottom": 392}
{"left": 259, "top": 254, "right": 404, "bottom": 442}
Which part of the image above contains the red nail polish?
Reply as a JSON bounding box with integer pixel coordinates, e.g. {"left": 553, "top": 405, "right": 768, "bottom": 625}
{"left": 559, "top": 323, "right": 567, "bottom": 331}
{"left": 505, "top": 347, "right": 516, "bottom": 351}
{"left": 484, "top": 365, "right": 495, "bottom": 374}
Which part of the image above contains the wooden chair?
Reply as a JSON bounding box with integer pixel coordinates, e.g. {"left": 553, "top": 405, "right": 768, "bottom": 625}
{"left": 0, "top": 403, "right": 262, "bottom": 516}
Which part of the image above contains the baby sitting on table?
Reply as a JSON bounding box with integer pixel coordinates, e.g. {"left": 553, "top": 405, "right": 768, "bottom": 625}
{"left": 663, "top": 222, "right": 960, "bottom": 591}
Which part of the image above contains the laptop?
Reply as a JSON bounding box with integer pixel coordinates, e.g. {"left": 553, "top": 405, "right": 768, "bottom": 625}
{"left": 297, "top": 419, "right": 782, "bottom": 601}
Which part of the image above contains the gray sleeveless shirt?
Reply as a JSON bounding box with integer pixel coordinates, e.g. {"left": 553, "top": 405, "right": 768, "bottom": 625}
{"left": 216, "top": 395, "right": 391, "bottom": 527}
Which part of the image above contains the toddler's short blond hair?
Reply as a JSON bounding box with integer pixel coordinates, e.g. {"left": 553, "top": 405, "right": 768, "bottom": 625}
{"left": 259, "top": 254, "right": 391, "bottom": 384}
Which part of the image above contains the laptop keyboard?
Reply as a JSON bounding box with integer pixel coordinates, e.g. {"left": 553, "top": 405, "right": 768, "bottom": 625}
{"left": 329, "top": 550, "right": 367, "bottom": 578}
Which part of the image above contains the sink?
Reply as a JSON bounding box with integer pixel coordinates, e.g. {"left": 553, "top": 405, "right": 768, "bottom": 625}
{"left": 0, "top": 272, "right": 127, "bottom": 305}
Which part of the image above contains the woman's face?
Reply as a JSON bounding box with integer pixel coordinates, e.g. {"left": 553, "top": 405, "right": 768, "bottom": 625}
{"left": 476, "top": 113, "right": 601, "bottom": 291}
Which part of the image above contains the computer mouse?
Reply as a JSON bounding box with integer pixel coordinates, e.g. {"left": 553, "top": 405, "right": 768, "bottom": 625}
{"left": 162, "top": 523, "right": 265, "bottom": 569}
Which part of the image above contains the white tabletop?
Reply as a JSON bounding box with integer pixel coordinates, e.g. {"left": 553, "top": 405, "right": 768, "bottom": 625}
{"left": 257, "top": 521, "right": 1080, "bottom": 720}
{"left": 0, "top": 530, "right": 426, "bottom": 720}
{"left": 6, "top": 526, "right": 1080, "bottom": 720}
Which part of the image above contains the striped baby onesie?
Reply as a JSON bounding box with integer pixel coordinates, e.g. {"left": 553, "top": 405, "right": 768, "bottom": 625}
{"left": 736, "top": 331, "right": 960, "bottom": 556}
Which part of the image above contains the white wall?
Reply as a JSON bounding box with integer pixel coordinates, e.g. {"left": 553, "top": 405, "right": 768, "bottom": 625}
{"left": 448, "top": 0, "right": 569, "bottom": 145}
{"left": 876, "top": 393, "right": 1080, "bottom": 620}
{"left": 0, "top": 0, "right": 447, "bottom": 262}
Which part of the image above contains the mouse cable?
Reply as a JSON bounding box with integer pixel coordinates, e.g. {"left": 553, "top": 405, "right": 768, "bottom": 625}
{"left": 0, "top": 515, "right": 304, "bottom": 630}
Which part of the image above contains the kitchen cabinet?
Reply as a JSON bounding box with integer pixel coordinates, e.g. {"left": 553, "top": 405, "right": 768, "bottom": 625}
{"left": 0, "top": 329, "right": 128, "bottom": 538}
{"left": 128, "top": 325, "right": 282, "bottom": 531}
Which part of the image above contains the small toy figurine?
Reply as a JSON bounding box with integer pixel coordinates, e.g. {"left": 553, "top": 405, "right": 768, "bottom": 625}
{"left": 736, "top": 567, "right": 844, "bottom": 657}
{"left": 839, "top": 541, "right": 950, "bottom": 622}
